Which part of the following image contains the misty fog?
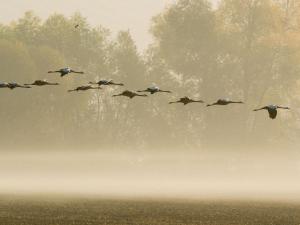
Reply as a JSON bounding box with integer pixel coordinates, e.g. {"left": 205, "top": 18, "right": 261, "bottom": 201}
{"left": 1, "top": 150, "right": 300, "bottom": 201}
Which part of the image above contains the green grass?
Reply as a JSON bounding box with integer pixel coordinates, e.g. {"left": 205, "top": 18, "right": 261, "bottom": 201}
{"left": 0, "top": 196, "right": 300, "bottom": 225}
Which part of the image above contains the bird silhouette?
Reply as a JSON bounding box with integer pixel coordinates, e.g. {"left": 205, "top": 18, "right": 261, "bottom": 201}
{"left": 113, "top": 90, "right": 147, "bottom": 99}
{"left": 1, "top": 82, "right": 31, "bottom": 90}
{"left": 254, "top": 105, "right": 290, "bottom": 119}
{"left": 207, "top": 98, "right": 244, "bottom": 107}
{"left": 48, "top": 67, "right": 84, "bottom": 77}
{"left": 25, "top": 80, "right": 59, "bottom": 86}
{"left": 137, "top": 86, "right": 171, "bottom": 94}
{"left": 169, "top": 97, "right": 205, "bottom": 105}
{"left": 75, "top": 24, "right": 79, "bottom": 29}
{"left": 89, "top": 79, "right": 124, "bottom": 87}
{"left": 68, "top": 85, "right": 102, "bottom": 92}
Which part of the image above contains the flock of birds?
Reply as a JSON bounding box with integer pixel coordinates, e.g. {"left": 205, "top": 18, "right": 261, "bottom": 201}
{"left": 1, "top": 23, "right": 290, "bottom": 120}
{"left": 0, "top": 66, "right": 290, "bottom": 120}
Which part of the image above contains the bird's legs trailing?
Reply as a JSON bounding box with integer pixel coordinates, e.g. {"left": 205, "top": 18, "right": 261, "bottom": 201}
{"left": 71, "top": 70, "right": 84, "bottom": 74}
{"left": 19, "top": 85, "right": 31, "bottom": 89}
{"left": 111, "top": 82, "right": 124, "bottom": 86}
{"left": 169, "top": 101, "right": 180, "bottom": 104}
{"left": 91, "top": 87, "right": 102, "bottom": 90}
{"left": 159, "top": 90, "right": 172, "bottom": 93}
{"left": 47, "top": 83, "right": 59, "bottom": 85}
{"left": 229, "top": 101, "right": 244, "bottom": 104}
{"left": 136, "top": 94, "right": 148, "bottom": 97}
{"left": 193, "top": 100, "right": 204, "bottom": 103}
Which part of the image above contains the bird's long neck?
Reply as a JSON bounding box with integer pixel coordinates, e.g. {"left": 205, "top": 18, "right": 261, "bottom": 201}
{"left": 114, "top": 83, "right": 124, "bottom": 86}
{"left": 207, "top": 103, "right": 216, "bottom": 107}
{"left": 230, "top": 101, "right": 243, "bottom": 104}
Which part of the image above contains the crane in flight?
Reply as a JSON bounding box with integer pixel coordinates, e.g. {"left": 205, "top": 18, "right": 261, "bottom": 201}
{"left": 137, "top": 86, "right": 171, "bottom": 95}
{"left": 207, "top": 98, "right": 244, "bottom": 107}
{"left": 68, "top": 85, "right": 102, "bottom": 92}
{"left": 169, "top": 97, "right": 205, "bottom": 105}
{"left": 113, "top": 90, "right": 147, "bottom": 99}
{"left": 48, "top": 67, "right": 84, "bottom": 77}
{"left": 254, "top": 105, "right": 290, "bottom": 119}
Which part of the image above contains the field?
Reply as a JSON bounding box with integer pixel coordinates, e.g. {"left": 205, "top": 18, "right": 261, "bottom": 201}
{"left": 0, "top": 196, "right": 300, "bottom": 225}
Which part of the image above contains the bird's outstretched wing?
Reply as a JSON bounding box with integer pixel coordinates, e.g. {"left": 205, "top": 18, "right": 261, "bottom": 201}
{"left": 253, "top": 107, "right": 266, "bottom": 111}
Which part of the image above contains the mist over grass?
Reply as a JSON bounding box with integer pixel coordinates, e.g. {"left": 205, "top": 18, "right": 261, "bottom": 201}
{"left": 0, "top": 150, "right": 299, "bottom": 201}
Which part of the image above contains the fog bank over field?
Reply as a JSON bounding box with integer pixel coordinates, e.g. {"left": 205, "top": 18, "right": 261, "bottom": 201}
{"left": 0, "top": 150, "right": 299, "bottom": 201}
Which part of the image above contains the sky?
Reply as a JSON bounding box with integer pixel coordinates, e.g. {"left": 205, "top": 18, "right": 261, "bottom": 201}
{"left": 0, "top": 0, "right": 218, "bottom": 50}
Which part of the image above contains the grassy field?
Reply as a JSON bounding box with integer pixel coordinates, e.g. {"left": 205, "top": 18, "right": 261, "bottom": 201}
{"left": 0, "top": 196, "right": 300, "bottom": 225}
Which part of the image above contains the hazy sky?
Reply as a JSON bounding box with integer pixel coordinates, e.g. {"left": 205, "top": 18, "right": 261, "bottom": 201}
{"left": 0, "top": 0, "right": 218, "bottom": 49}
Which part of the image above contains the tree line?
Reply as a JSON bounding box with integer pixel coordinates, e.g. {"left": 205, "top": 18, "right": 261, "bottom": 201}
{"left": 0, "top": 0, "right": 300, "bottom": 152}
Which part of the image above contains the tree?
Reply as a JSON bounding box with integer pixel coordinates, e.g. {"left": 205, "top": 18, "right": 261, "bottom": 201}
{"left": 14, "top": 11, "right": 41, "bottom": 45}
